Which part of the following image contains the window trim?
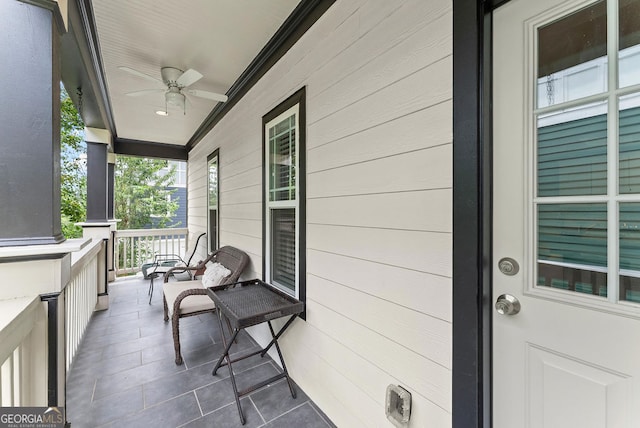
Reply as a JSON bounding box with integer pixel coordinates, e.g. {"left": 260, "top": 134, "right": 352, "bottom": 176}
{"left": 207, "top": 149, "right": 220, "bottom": 253}
{"left": 262, "top": 87, "right": 306, "bottom": 316}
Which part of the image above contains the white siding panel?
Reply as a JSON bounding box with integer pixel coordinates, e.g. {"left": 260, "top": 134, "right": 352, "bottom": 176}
{"left": 219, "top": 203, "right": 261, "bottom": 221}
{"left": 219, "top": 185, "right": 260, "bottom": 205}
{"left": 307, "top": 248, "right": 451, "bottom": 322}
{"left": 219, "top": 218, "right": 261, "bottom": 239}
{"left": 307, "top": 101, "right": 452, "bottom": 173}
{"left": 283, "top": 319, "right": 452, "bottom": 427}
{"left": 186, "top": 0, "right": 454, "bottom": 424}
{"left": 309, "top": 11, "right": 451, "bottom": 124}
{"left": 219, "top": 230, "right": 261, "bottom": 258}
{"left": 188, "top": 186, "right": 207, "bottom": 201}
{"left": 263, "top": 0, "right": 395, "bottom": 100}
{"left": 222, "top": 149, "right": 261, "bottom": 180}
{"left": 307, "top": 188, "right": 452, "bottom": 233}
{"left": 220, "top": 140, "right": 261, "bottom": 170}
{"left": 188, "top": 217, "right": 206, "bottom": 231}
{"left": 307, "top": 57, "right": 451, "bottom": 148}
{"left": 279, "top": 322, "right": 374, "bottom": 428}
{"left": 220, "top": 167, "right": 261, "bottom": 192}
{"left": 308, "top": 275, "right": 451, "bottom": 367}
{"left": 308, "top": 145, "right": 452, "bottom": 198}
{"left": 305, "top": 300, "right": 451, "bottom": 412}
{"left": 308, "top": 224, "right": 452, "bottom": 278}
{"left": 284, "top": 0, "right": 448, "bottom": 105}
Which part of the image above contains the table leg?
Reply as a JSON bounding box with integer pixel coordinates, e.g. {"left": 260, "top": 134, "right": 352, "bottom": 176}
{"left": 212, "top": 322, "right": 240, "bottom": 375}
{"left": 260, "top": 315, "right": 297, "bottom": 357}
{"left": 266, "top": 320, "right": 297, "bottom": 399}
{"left": 212, "top": 311, "right": 245, "bottom": 425}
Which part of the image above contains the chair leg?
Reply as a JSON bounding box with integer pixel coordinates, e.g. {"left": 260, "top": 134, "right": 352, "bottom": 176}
{"left": 172, "top": 312, "right": 183, "bottom": 365}
{"left": 148, "top": 275, "right": 154, "bottom": 304}
{"left": 163, "top": 295, "right": 169, "bottom": 322}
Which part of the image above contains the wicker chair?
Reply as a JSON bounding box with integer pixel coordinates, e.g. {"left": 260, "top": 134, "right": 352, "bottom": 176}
{"left": 162, "top": 246, "right": 249, "bottom": 365}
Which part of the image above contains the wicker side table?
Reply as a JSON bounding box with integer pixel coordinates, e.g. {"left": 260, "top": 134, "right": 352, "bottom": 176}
{"left": 206, "top": 279, "right": 304, "bottom": 425}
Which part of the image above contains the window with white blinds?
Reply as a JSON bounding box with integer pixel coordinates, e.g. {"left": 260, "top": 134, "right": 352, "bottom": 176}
{"left": 263, "top": 89, "right": 305, "bottom": 300}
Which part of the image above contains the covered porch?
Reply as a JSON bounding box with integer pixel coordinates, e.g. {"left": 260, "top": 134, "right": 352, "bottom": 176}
{"left": 66, "top": 275, "right": 334, "bottom": 427}
{"left": 0, "top": 0, "right": 483, "bottom": 426}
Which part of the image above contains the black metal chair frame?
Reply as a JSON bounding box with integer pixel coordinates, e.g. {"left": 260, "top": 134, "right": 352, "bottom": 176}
{"left": 147, "top": 232, "right": 206, "bottom": 303}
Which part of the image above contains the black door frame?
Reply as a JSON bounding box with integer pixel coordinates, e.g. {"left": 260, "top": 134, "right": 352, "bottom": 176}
{"left": 452, "top": 1, "right": 511, "bottom": 427}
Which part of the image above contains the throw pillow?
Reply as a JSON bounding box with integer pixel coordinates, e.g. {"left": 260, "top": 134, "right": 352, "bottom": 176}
{"left": 201, "top": 262, "right": 231, "bottom": 288}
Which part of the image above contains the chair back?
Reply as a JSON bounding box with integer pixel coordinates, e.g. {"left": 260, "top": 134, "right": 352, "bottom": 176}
{"left": 201, "top": 246, "right": 250, "bottom": 285}
{"left": 185, "top": 232, "right": 207, "bottom": 266}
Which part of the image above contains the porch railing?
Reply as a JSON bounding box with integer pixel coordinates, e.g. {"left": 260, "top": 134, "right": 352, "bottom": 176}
{"left": 65, "top": 238, "right": 103, "bottom": 370}
{"left": 0, "top": 237, "right": 105, "bottom": 406}
{"left": 0, "top": 296, "right": 47, "bottom": 406}
{"left": 113, "top": 228, "right": 188, "bottom": 276}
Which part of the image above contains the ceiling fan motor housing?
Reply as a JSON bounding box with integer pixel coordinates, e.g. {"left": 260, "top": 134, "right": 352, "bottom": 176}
{"left": 161, "top": 67, "right": 184, "bottom": 86}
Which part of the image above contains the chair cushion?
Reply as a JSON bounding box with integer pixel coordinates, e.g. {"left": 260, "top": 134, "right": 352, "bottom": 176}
{"left": 201, "top": 262, "right": 231, "bottom": 288}
{"left": 163, "top": 280, "right": 214, "bottom": 317}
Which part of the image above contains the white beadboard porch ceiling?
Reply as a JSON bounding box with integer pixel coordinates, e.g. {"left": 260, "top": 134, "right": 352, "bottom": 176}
{"left": 92, "top": 0, "right": 301, "bottom": 146}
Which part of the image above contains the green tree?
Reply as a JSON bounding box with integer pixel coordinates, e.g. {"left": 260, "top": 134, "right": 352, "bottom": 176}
{"left": 60, "top": 88, "right": 86, "bottom": 238}
{"left": 115, "top": 156, "right": 179, "bottom": 229}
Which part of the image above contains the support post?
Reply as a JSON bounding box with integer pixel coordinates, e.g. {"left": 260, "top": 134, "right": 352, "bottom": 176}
{"left": 0, "top": 0, "right": 66, "bottom": 247}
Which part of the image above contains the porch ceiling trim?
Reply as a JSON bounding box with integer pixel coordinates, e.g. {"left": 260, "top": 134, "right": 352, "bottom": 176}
{"left": 64, "top": 0, "right": 115, "bottom": 133}
{"left": 113, "top": 138, "right": 188, "bottom": 161}
{"left": 185, "top": 0, "right": 336, "bottom": 151}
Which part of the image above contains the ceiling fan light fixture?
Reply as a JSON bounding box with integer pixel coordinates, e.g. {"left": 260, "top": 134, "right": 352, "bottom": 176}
{"left": 165, "top": 90, "right": 185, "bottom": 108}
{"left": 120, "top": 65, "right": 226, "bottom": 115}
{"left": 155, "top": 110, "right": 168, "bottom": 116}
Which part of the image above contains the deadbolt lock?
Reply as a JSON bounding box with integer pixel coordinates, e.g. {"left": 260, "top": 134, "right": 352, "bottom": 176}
{"left": 498, "top": 257, "right": 519, "bottom": 276}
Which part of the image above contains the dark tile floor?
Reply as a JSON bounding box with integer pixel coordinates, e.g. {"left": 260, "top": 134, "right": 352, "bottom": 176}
{"left": 66, "top": 276, "right": 335, "bottom": 428}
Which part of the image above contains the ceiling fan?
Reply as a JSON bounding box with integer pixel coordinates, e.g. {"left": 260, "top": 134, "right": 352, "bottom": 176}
{"left": 119, "top": 66, "right": 228, "bottom": 115}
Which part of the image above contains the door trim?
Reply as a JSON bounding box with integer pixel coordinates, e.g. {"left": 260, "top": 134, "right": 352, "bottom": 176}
{"left": 452, "top": 1, "right": 510, "bottom": 427}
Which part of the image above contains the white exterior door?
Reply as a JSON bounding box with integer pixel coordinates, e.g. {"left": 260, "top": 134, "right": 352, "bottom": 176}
{"left": 493, "top": 0, "right": 640, "bottom": 426}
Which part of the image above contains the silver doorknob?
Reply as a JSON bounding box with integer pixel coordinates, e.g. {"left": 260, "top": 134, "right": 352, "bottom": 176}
{"left": 495, "top": 294, "right": 521, "bottom": 315}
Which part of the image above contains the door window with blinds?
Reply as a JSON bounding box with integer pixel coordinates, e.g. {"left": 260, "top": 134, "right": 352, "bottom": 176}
{"left": 534, "top": 0, "right": 640, "bottom": 305}
{"left": 208, "top": 151, "right": 219, "bottom": 253}
{"left": 263, "top": 89, "right": 305, "bottom": 299}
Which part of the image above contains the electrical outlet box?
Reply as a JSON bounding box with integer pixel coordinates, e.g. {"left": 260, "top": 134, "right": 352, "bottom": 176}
{"left": 385, "top": 384, "right": 411, "bottom": 427}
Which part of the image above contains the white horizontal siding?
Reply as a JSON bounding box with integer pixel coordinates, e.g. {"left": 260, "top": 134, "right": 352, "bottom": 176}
{"left": 187, "top": 0, "right": 453, "bottom": 425}
{"left": 307, "top": 100, "right": 452, "bottom": 173}
{"left": 307, "top": 248, "right": 451, "bottom": 324}
{"left": 308, "top": 145, "right": 452, "bottom": 198}
{"left": 307, "top": 189, "right": 452, "bottom": 233}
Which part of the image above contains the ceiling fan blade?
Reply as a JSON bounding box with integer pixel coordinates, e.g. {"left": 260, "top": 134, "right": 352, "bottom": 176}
{"left": 118, "top": 66, "right": 164, "bottom": 85}
{"left": 176, "top": 69, "right": 203, "bottom": 87}
{"left": 125, "top": 89, "right": 165, "bottom": 97}
{"left": 185, "top": 89, "right": 228, "bottom": 103}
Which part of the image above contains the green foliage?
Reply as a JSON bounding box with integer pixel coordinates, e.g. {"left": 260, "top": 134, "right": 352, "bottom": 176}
{"left": 59, "top": 87, "right": 179, "bottom": 236}
{"left": 60, "top": 88, "right": 86, "bottom": 238}
{"left": 115, "top": 156, "right": 179, "bottom": 229}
